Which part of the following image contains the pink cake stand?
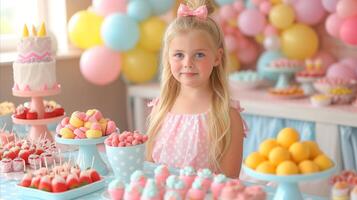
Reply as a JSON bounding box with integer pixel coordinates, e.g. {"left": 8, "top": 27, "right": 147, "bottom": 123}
{"left": 12, "top": 87, "right": 63, "bottom": 142}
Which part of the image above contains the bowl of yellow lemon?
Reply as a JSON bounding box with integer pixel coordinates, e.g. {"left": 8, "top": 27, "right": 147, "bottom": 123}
{"left": 243, "top": 127, "right": 336, "bottom": 200}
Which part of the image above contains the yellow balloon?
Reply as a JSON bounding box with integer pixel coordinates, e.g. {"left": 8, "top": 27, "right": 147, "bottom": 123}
{"left": 269, "top": 4, "right": 295, "bottom": 29}
{"left": 271, "top": 0, "right": 282, "bottom": 4}
{"left": 227, "top": 53, "right": 240, "bottom": 73}
{"left": 68, "top": 11, "right": 103, "bottom": 49}
{"left": 281, "top": 24, "right": 319, "bottom": 59}
{"left": 138, "top": 17, "right": 166, "bottom": 52}
{"left": 122, "top": 48, "right": 158, "bottom": 83}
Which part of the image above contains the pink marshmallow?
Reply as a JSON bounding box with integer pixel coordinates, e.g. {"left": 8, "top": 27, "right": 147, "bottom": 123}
{"left": 105, "top": 121, "right": 117, "bottom": 135}
{"left": 76, "top": 112, "right": 87, "bottom": 121}
{"left": 65, "top": 124, "right": 76, "bottom": 131}
{"left": 61, "top": 117, "right": 70, "bottom": 126}
{"left": 74, "top": 128, "right": 86, "bottom": 139}
{"left": 118, "top": 142, "right": 125, "bottom": 147}
{"left": 91, "top": 123, "right": 101, "bottom": 131}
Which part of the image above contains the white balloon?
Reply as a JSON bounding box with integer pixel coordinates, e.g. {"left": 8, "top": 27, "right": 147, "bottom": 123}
{"left": 264, "top": 35, "right": 281, "bottom": 51}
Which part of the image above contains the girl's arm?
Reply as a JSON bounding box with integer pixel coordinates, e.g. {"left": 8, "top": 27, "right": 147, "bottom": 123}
{"left": 219, "top": 108, "right": 244, "bottom": 178}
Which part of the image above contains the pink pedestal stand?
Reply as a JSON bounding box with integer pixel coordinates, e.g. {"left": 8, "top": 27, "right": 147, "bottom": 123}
{"left": 12, "top": 87, "right": 63, "bottom": 142}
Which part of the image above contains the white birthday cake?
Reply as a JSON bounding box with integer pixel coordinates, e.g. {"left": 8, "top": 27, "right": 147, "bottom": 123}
{"left": 12, "top": 23, "right": 58, "bottom": 92}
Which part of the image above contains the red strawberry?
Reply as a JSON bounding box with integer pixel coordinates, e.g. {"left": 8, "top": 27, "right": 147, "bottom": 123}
{"left": 79, "top": 171, "right": 92, "bottom": 186}
{"left": 3, "top": 150, "right": 16, "bottom": 160}
{"left": 52, "top": 175, "right": 68, "bottom": 193}
{"left": 30, "top": 176, "right": 41, "bottom": 188}
{"left": 20, "top": 173, "right": 32, "bottom": 187}
{"left": 35, "top": 148, "right": 44, "bottom": 155}
{"left": 38, "top": 176, "right": 52, "bottom": 192}
{"left": 18, "top": 149, "right": 31, "bottom": 164}
{"left": 54, "top": 108, "right": 65, "bottom": 117}
{"left": 66, "top": 173, "right": 79, "bottom": 189}
{"left": 88, "top": 169, "right": 101, "bottom": 182}
{"left": 15, "top": 112, "right": 26, "bottom": 119}
{"left": 10, "top": 146, "right": 20, "bottom": 156}
{"left": 26, "top": 111, "right": 38, "bottom": 120}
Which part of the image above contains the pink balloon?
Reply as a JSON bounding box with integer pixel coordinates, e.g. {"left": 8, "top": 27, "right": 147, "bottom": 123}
{"left": 236, "top": 37, "right": 250, "bottom": 51}
{"left": 264, "top": 24, "right": 279, "bottom": 36}
{"left": 238, "top": 9, "right": 266, "bottom": 36}
{"left": 322, "top": 0, "right": 339, "bottom": 13}
{"left": 80, "top": 46, "right": 122, "bottom": 85}
{"left": 237, "top": 43, "right": 259, "bottom": 64}
{"left": 327, "top": 63, "right": 357, "bottom": 81}
{"left": 259, "top": 1, "right": 272, "bottom": 14}
{"left": 233, "top": 0, "right": 245, "bottom": 13}
{"left": 251, "top": 0, "right": 263, "bottom": 6}
{"left": 225, "top": 35, "right": 238, "bottom": 52}
{"left": 325, "top": 13, "right": 343, "bottom": 38}
{"left": 294, "top": 0, "right": 326, "bottom": 25}
{"left": 219, "top": 5, "right": 238, "bottom": 21}
{"left": 340, "top": 15, "right": 357, "bottom": 45}
{"left": 92, "top": 0, "right": 127, "bottom": 16}
{"left": 336, "top": 0, "right": 357, "bottom": 18}
{"left": 312, "top": 51, "right": 337, "bottom": 69}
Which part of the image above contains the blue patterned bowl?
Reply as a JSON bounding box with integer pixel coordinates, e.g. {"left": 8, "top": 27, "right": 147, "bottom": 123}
{"left": 105, "top": 143, "right": 146, "bottom": 183}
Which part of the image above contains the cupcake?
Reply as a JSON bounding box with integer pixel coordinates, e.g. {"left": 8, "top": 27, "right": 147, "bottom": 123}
{"left": 141, "top": 178, "right": 160, "bottom": 200}
{"left": 124, "top": 182, "right": 143, "bottom": 200}
{"left": 108, "top": 178, "right": 125, "bottom": 200}
{"left": 187, "top": 178, "right": 206, "bottom": 200}
{"left": 210, "top": 174, "right": 227, "bottom": 199}
{"left": 179, "top": 166, "right": 196, "bottom": 189}
{"left": 131, "top": 170, "right": 147, "bottom": 188}
{"left": 332, "top": 181, "right": 350, "bottom": 200}
{"left": 196, "top": 168, "right": 213, "bottom": 192}
{"left": 310, "top": 94, "right": 332, "bottom": 107}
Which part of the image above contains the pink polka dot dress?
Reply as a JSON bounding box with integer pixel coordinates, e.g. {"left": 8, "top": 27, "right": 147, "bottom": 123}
{"left": 149, "top": 98, "right": 248, "bottom": 170}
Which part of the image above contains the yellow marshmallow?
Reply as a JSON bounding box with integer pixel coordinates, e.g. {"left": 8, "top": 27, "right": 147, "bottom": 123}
{"left": 86, "top": 129, "right": 102, "bottom": 139}
{"left": 70, "top": 116, "right": 84, "bottom": 128}
{"left": 60, "top": 128, "right": 75, "bottom": 139}
{"left": 84, "top": 121, "right": 92, "bottom": 129}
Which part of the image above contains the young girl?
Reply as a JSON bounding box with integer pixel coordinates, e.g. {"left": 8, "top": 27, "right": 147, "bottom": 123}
{"left": 146, "top": 0, "right": 246, "bottom": 178}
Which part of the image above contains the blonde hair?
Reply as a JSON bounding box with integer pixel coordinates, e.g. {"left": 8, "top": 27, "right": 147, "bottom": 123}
{"left": 146, "top": 0, "right": 231, "bottom": 171}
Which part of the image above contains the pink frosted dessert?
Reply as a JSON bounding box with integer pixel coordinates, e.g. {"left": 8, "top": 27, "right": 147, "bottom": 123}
{"left": 108, "top": 178, "right": 125, "bottom": 200}
{"left": 166, "top": 175, "right": 187, "bottom": 199}
{"left": 179, "top": 166, "right": 196, "bottom": 189}
{"left": 124, "top": 182, "right": 143, "bottom": 200}
{"left": 12, "top": 157, "right": 25, "bottom": 172}
{"left": 196, "top": 168, "right": 213, "bottom": 192}
{"left": 154, "top": 164, "right": 170, "bottom": 186}
{"left": 0, "top": 158, "right": 12, "bottom": 173}
{"left": 244, "top": 185, "right": 267, "bottom": 200}
{"left": 130, "top": 170, "right": 147, "bottom": 188}
{"left": 187, "top": 178, "right": 206, "bottom": 200}
{"left": 210, "top": 174, "right": 227, "bottom": 199}
{"left": 141, "top": 178, "right": 161, "bottom": 200}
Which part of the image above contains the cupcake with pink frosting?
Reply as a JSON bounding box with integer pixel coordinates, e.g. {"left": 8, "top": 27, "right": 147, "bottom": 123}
{"left": 108, "top": 178, "right": 125, "bottom": 200}
{"left": 187, "top": 178, "right": 206, "bottom": 200}
{"left": 130, "top": 170, "right": 147, "bottom": 188}
{"left": 179, "top": 166, "right": 196, "bottom": 189}
{"left": 124, "top": 182, "right": 143, "bottom": 200}
{"left": 141, "top": 178, "right": 160, "bottom": 200}
{"left": 210, "top": 174, "right": 227, "bottom": 199}
{"left": 196, "top": 168, "right": 213, "bottom": 192}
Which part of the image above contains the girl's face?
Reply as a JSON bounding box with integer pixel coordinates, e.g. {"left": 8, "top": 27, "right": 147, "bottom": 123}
{"left": 168, "top": 30, "right": 222, "bottom": 88}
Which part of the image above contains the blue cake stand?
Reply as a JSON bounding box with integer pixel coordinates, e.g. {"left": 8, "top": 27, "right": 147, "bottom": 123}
{"left": 243, "top": 165, "right": 336, "bottom": 200}
{"left": 55, "top": 135, "right": 109, "bottom": 175}
{"left": 264, "top": 67, "right": 303, "bottom": 89}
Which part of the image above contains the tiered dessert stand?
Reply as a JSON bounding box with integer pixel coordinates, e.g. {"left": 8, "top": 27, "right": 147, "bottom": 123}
{"left": 265, "top": 66, "right": 303, "bottom": 89}
{"left": 12, "top": 86, "right": 64, "bottom": 142}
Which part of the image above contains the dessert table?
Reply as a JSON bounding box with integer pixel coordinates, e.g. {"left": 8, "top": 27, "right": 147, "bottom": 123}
{"left": 0, "top": 150, "right": 329, "bottom": 200}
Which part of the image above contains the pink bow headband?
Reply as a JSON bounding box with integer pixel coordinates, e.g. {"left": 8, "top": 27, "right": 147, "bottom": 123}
{"left": 177, "top": 3, "right": 208, "bottom": 20}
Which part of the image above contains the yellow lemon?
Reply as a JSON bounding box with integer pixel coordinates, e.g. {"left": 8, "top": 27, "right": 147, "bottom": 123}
{"left": 269, "top": 146, "right": 291, "bottom": 166}
{"left": 289, "top": 142, "right": 310, "bottom": 163}
{"left": 276, "top": 161, "right": 299, "bottom": 175}
{"left": 277, "top": 127, "right": 300, "bottom": 148}
{"left": 298, "top": 160, "right": 320, "bottom": 174}
{"left": 256, "top": 161, "right": 276, "bottom": 174}
{"left": 245, "top": 152, "right": 266, "bottom": 169}
{"left": 259, "top": 139, "right": 279, "bottom": 158}
{"left": 303, "top": 141, "right": 322, "bottom": 159}
{"left": 314, "top": 154, "right": 334, "bottom": 171}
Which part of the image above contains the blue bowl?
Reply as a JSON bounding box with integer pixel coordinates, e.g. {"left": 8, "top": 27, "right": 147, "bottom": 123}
{"left": 105, "top": 143, "right": 145, "bottom": 184}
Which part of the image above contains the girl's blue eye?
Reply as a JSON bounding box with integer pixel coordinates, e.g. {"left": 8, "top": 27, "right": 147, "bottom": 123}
{"left": 195, "top": 52, "right": 205, "bottom": 58}
{"left": 174, "top": 53, "right": 184, "bottom": 59}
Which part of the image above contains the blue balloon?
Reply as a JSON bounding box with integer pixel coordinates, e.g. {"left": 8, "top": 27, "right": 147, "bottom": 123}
{"left": 101, "top": 14, "right": 139, "bottom": 52}
{"left": 257, "top": 51, "right": 284, "bottom": 81}
{"left": 128, "top": 0, "right": 152, "bottom": 22}
{"left": 148, "top": 0, "right": 175, "bottom": 15}
{"left": 215, "top": 0, "right": 234, "bottom": 6}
